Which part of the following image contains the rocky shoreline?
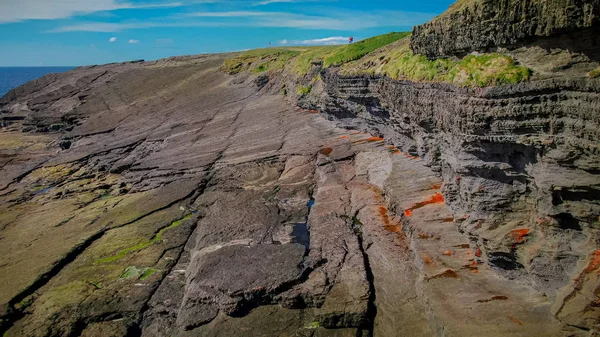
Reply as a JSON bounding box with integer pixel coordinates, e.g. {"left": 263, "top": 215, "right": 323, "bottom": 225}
{"left": 0, "top": 0, "right": 599, "bottom": 336}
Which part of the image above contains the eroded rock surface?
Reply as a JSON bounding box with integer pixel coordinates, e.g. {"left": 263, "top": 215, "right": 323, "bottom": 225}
{"left": 0, "top": 54, "right": 379, "bottom": 337}
{"left": 410, "top": 0, "right": 600, "bottom": 59}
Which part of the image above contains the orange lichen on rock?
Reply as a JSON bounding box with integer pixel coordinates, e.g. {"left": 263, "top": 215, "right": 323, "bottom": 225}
{"left": 338, "top": 135, "right": 350, "bottom": 139}
{"left": 378, "top": 206, "right": 390, "bottom": 224}
{"left": 401, "top": 152, "right": 419, "bottom": 160}
{"left": 426, "top": 269, "right": 459, "bottom": 281}
{"left": 431, "top": 183, "right": 442, "bottom": 190}
{"left": 423, "top": 255, "right": 434, "bottom": 265}
{"left": 510, "top": 228, "right": 531, "bottom": 244}
{"left": 443, "top": 250, "right": 453, "bottom": 256}
{"left": 352, "top": 136, "right": 384, "bottom": 144}
{"left": 555, "top": 249, "right": 600, "bottom": 316}
{"left": 379, "top": 206, "right": 402, "bottom": 233}
{"left": 418, "top": 233, "right": 434, "bottom": 239}
{"left": 583, "top": 249, "right": 600, "bottom": 273}
{"left": 319, "top": 147, "right": 333, "bottom": 156}
{"left": 507, "top": 316, "right": 524, "bottom": 326}
{"left": 403, "top": 193, "right": 445, "bottom": 217}
{"left": 387, "top": 145, "right": 401, "bottom": 155}
{"left": 443, "top": 217, "right": 455, "bottom": 223}
{"left": 462, "top": 260, "right": 479, "bottom": 273}
{"left": 385, "top": 224, "right": 402, "bottom": 233}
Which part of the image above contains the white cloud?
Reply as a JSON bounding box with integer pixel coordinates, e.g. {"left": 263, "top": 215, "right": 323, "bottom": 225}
{"left": 0, "top": 0, "right": 182, "bottom": 24}
{"left": 50, "top": 9, "right": 436, "bottom": 32}
{"left": 188, "top": 11, "right": 268, "bottom": 17}
{"left": 128, "top": 39, "right": 140, "bottom": 44}
{"left": 255, "top": 0, "right": 294, "bottom": 4}
{"left": 109, "top": 36, "right": 117, "bottom": 42}
{"left": 280, "top": 36, "right": 350, "bottom": 46}
{"left": 253, "top": 0, "right": 332, "bottom": 6}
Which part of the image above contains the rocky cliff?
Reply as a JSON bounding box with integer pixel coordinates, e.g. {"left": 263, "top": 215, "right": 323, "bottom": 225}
{"left": 411, "top": 0, "right": 600, "bottom": 59}
{"left": 0, "top": 1, "right": 599, "bottom": 336}
{"left": 312, "top": 71, "right": 600, "bottom": 330}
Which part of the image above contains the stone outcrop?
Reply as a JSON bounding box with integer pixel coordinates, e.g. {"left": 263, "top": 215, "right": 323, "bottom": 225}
{"left": 1, "top": 0, "right": 599, "bottom": 336}
{"left": 410, "top": 0, "right": 600, "bottom": 58}
{"left": 297, "top": 66, "right": 600, "bottom": 333}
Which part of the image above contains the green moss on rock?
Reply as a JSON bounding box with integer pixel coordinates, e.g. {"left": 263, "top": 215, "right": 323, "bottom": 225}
{"left": 296, "top": 85, "right": 312, "bottom": 96}
{"left": 140, "top": 268, "right": 159, "bottom": 280}
{"left": 96, "top": 214, "right": 193, "bottom": 264}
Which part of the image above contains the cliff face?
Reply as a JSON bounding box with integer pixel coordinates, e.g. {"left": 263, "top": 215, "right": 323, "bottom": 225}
{"left": 310, "top": 72, "right": 600, "bottom": 329}
{"left": 411, "top": 0, "right": 600, "bottom": 58}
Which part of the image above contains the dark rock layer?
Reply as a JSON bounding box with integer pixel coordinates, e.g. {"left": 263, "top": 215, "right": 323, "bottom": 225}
{"left": 411, "top": 0, "right": 600, "bottom": 58}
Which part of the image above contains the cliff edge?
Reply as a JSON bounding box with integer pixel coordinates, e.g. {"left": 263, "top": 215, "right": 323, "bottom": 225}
{"left": 411, "top": 0, "right": 600, "bottom": 59}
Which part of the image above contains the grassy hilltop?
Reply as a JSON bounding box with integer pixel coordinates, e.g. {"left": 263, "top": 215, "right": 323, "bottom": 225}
{"left": 222, "top": 32, "right": 532, "bottom": 87}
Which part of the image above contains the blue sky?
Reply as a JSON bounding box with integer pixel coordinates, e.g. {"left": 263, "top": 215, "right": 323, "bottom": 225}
{"left": 0, "top": 0, "right": 456, "bottom": 66}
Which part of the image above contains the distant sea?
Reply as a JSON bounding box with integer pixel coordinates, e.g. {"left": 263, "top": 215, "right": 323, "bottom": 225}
{"left": 0, "top": 67, "right": 75, "bottom": 98}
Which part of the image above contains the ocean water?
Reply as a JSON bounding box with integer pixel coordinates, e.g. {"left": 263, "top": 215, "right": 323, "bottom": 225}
{"left": 0, "top": 67, "right": 75, "bottom": 98}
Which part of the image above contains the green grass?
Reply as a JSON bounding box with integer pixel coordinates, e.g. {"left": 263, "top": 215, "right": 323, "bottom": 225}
{"left": 120, "top": 266, "right": 141, "bottom": 279}
{"left": 222, "top": 48, "right": 301, "bottom": 74}
{"left": 590, "top": 67, "right": 600, "bottom": 78}
{"left": 223, "top": 33, "right": 408, "bottom": 77}
{"left": 222, "top": 31, "right": 531, "bottom": 88}
{"left": 304, "top": 322, "right": 320, "bottom": 329}
{"left": 296, "top": 85, "right": 312, "bottom": 96}
{"left": 343, "top": 36, "right": 531, "bottom": 87}
{"left": 140, "top": 268, "right": 159, "bottom": 280}
{"left": 289, "top": 45, "right": 339, "bottom": 76}
{"left": 322, "top": 32, "right": 410, "bottom": 67}
{"left": 96, "top": 214, "right": 193, "bottom": 264}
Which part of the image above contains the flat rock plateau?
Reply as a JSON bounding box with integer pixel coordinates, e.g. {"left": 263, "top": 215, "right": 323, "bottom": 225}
{"left": 1, "top": 1, "right": 599, "bottom": 336}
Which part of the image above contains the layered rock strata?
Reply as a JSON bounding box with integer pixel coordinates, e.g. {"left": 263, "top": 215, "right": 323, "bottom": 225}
{"left": 410, "top": 0, "right": 600, "bottom": 58}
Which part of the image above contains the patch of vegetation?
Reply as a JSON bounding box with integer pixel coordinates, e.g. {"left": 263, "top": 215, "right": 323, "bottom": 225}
{"left": 222, "top": 48, "right": 301, "bottom": 75}
{"left": 120, "top": 266, "right": 159, "bottom": 280}
{"left": 323, "top": 32, "right": 411, "bottom": 67}
{"left": 289, "top": 45, "right": 338, "bottom": 76}
{"left": 85, "top": 280, "right": 103, "bottom": 289}
{"left": 589, "top": 67, "right": 600, "bottom": 78}
{"left": 96, "top": 214, "right": 193, "bottom": 264}
{"left": 343, "top": 36, "right": 531, "bottom": 87}
{"left": 120, "top": 266, "right": 141, "bottom": 279}
{"left": 222, "top": 32, "right": 530, "bottom": 88}
{"left": 223, "top": 33, "right": 408, "bottom": 77}
{"left": 140, "top": 268, "right": 159, "bottom": 280}
{"left": 304, "top": 322, "right": 320, "bottom": 329}
{"left": 296, "top": 85, "right": 312, "bottom": 96}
